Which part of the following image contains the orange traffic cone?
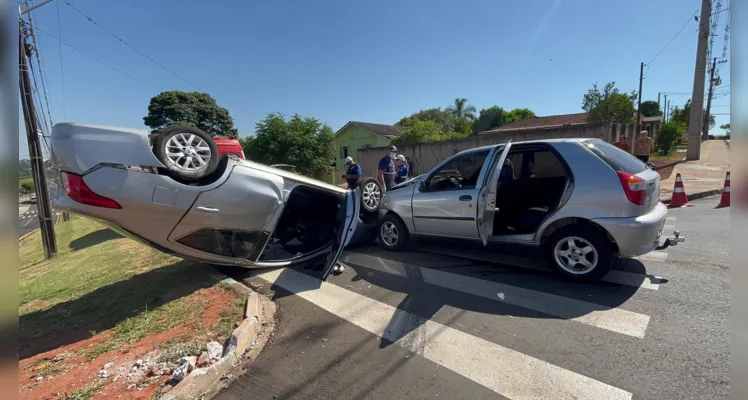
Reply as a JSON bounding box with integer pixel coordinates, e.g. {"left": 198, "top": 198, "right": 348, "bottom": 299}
{"left": 668, "top": 173, "right": 694, "bottom": 208}
{"left": 717, "top": 171, "right": 730, "bottom": 208}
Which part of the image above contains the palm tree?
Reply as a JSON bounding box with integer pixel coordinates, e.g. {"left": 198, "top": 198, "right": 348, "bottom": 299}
{"left": 447, "top": 98, "right": 478, "bottom": 121}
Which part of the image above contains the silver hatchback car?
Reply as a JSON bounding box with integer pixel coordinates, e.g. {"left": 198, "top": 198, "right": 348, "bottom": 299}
{"left": 377, "top": 139, "right": 684, "bottom": 282}
{"left": 50, "top": 122, "right": 360, "bottom": 280}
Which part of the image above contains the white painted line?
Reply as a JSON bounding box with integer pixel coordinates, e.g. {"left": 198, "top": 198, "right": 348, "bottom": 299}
{"left": 602, "top": 270, "right": 662, "bottom": 291}
{"left": 257, "top": 268, "right": 633, "bottom": 400}
{"left": 664, "top": 224, "right": 675, "bottom": 230}
{"left": 635, "top": 251, "right": 668, "bottom": 262}
{"left": 666, "top": 216, "right": 677, "bottom": 221}
{"left": 342, "top": 252, "right": 650, "bottom": 338}
{"left": 23, "top": 216, "right": 37, "bottom": 227}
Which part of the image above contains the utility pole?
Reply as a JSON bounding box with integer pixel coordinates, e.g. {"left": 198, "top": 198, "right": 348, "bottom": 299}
{"left": 19, "top": 19, "right": 57, "bottom": 258}
{"left": 686, "top": 0, "right": 712, "bottom": 160}
{"left": 636, "top": 62, "right": 644, "bottom": 133}
{"left": 702, "top": 57, "right": 717, "bottom": 141}
{"left": 663, "top": 94, "right": 668, "bottom": 122}
{"left": 658, "top": 92, "right": 661, "bottom": 112}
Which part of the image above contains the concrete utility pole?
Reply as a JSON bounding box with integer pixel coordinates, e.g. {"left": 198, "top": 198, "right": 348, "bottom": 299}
{"left": 686, "top": 0, "right": 712, "bottom": 160}
{"left": 636, "top": 62, "right": 644, "bottom": 132}
{"left": 658, "top": 92, "right": 661, "bottom": 111}
{"left": 20, "top": 20, "right": 57, "bottom": 258}
{"left": 702, "top": 57, "right": 717, "bottom": 141}
{"left": 663, "top": 94, "right": 668, "bottom": 122}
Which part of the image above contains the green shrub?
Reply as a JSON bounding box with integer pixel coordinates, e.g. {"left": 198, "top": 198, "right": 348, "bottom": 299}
{"left": 655, "top": 122, "right": 685, "bottom": 155}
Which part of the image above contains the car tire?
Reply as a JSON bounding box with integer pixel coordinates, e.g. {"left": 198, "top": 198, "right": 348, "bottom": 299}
{"left": 153, "top": 126, "right": 220, "bottom": 183}
{"left": 546, "top": 225, "right": 613, "bottom": 282}
{"left": 378, "top": 214, "right": 409, "bottom": 252}
{"left": 359, "top": 177, "right": 382, "bottom": 214}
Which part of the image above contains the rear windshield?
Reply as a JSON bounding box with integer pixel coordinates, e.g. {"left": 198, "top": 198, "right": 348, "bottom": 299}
{"left": 582, "top": 140, "right": 646, "bottom": 174}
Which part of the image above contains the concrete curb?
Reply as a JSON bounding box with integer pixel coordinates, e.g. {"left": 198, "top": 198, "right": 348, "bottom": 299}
{"left": 159, "top": 276, "right": 275, "bottom": 400}
{"left": 652, "top": 160, "right": 684, "bottom": 171}
{"left": 661, "top": 189, "right": 722, "bottom": 205}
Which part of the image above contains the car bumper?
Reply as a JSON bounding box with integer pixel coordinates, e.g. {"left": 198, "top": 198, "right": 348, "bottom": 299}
{"left": 592, "top": 202, "right": 682, "bottom": 258}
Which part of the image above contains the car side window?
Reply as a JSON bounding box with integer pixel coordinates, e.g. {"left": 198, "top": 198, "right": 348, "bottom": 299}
{"left": 177, "top": 229, "right": 267, "bottom": 260}
{"left": 427, "top": 149, "right": 490, "bottom": 191}
{"left": 531, "top": 151, "right": 566, "bottom": 178}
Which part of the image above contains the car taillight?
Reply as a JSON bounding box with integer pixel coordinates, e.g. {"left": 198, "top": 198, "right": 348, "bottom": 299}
{"left": 61, "top": 171, "right": 122, "bottom": 209}
{"left": 616, "top": 171, "right": 647, "bottom": 205}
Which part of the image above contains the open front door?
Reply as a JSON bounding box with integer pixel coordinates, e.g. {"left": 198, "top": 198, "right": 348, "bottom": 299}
{"left": 477, "top": 142, "right": 512, "bottom": 246}
{"left": 320, "top": 188, "right": 361, "bottom": 280}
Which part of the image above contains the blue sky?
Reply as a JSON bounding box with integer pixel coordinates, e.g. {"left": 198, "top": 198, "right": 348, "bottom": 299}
{"left": 20, "top": 0, "right": 731, "bottom": 158}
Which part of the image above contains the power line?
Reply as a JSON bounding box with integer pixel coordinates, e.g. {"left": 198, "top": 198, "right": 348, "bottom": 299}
{"left": 62, "top": 0, "right": 263, "bottom": 118}
{"left": 56, "top": 0, "right": 67, "bottom": 119}
{"left": 34, "top": 25, "right": 161, "bottom": 91}
{"left": 645, "top": 8, "right": 700, "bottom": 76}
{"left": 24, "top": 1, "right": 55, "bottom": 129}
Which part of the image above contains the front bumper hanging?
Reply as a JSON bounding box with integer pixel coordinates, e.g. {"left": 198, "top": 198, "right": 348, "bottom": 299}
{"left": 655, "top": 230, "right": 685, "bottom": 250}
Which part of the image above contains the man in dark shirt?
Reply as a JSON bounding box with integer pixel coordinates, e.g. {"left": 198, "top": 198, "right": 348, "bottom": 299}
{"left": 341, "top": 156, "right": 362, "bottom": 189}
{"left": 378, "top": 145, "right": 398, "bottom": 192}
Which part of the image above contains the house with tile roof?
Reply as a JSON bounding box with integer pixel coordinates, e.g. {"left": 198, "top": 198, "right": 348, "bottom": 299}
{"left": 479, "top": 112, "right": 590, "bottom": 134}
{"left": 333, "top": 121, "right": 405, "bottom": 183}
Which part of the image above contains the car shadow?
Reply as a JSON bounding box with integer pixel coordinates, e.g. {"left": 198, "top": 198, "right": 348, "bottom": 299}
{"left": 19, "top": 260, "right": 221, "bottom": 360}
{"left": 68, "top": 228, "right": 123, "bottom": 251}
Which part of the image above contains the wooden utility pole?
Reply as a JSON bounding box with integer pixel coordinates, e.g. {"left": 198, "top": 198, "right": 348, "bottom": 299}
{"left": 636, "top": 62, "right": 644, "bottom": 133}
{"left": 19, "top": 20, "right": 57, "bottom": 258}
{"left": 702, "top": 57, "right": 717, "bottom": 141}
{"left": 686, "top": 0, "right": 712, "bottom": 160}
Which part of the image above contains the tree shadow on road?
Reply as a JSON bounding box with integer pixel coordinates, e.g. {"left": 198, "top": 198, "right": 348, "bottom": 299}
{"left": 19, "top": 260, "right": 221, "bottom": 360}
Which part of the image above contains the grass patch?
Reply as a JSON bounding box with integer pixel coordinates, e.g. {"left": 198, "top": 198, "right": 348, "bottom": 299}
{"left": 60, "top": 380, "right": 105, "bottom": 400}
{"left": 19, "top": 216, "right": 227, "bottom": 360}
{"left": 650, "top": 151, "right": 684, "bottom": 165}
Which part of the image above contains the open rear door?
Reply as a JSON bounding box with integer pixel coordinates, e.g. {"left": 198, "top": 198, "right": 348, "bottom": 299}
{"left": 477, "top": 142, "right": 512, "bottom": 246}
{"left": 320, "top": 188, "right": 361, "bottom": 280}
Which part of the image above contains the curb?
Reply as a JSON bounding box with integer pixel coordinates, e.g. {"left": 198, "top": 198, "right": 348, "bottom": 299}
{"left": 159, "top": 275, "right": 275, "bottom": 400}
{"left": 652, "top": 160, "right": 684, "bottom": 171}
{"left": 661, "top": 189, "right": 722, "bottom": 205}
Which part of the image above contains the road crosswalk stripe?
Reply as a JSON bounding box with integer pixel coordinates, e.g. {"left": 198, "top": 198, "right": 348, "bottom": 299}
{"left": 256, "top": 267, "right": 633, "bottom": 400}
{"left": 635, "top": 251, "right": 668, "bottom": 262}
{"left": 342, "top": 252, "right": 650, "bottom": 338}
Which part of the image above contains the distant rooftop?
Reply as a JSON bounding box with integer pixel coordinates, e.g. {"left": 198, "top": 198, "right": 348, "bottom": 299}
{"left": 337, "top": 121, "right": 405, "bottom": 140}
{"left": 481, "top": 112, "right": 589, "bottom": 134}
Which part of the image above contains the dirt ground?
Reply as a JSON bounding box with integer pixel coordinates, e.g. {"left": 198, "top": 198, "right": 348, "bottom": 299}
{"left": 19, "top": 286, "right": 242, "bottom": 400}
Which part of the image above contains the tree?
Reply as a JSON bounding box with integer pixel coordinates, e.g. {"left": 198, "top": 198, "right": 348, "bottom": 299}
{"left": 472, "top": 106, "right": 536, "bottom": 134}
{"left": 248, "top": 112, "right": 334, "bottom": 177}
{"left": 446, "top": 98, "right": 477, "bottom": 121}
{"left": 720, "top": 123, "right": 730, "bottom": 135}
{"left": 640, "top": 100, "right": 663, "bottom": 117}
{"left": 392, "top": 119, "right": 471, "bottom": 146}
{"left": 582, "top": 82, "right": 638, "bottom": 123}
{"left": 239, "top": 136, "right": 254, "bottom": 155}
{"left": 504, "top": 108, "right": 536, "bottom": 124}
{"left": 669, "top": 99, "right": 715, "bottom": 129}
{"left": 143, "top": 91, "right": 237, "bottom": 136}
{"left": 396, "top": 108, "right": 455, "bottom": 133}
{"left": 654, "top": 122, "right": 685, "bottom": 155}
{"left": 473, "top": 106, "right": 506, "bottom": 133}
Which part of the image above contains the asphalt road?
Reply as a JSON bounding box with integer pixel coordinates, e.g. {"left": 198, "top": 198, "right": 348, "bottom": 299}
{"left": 217, "top": 196, "right": 729, "bottom": 400}
{"left": 18, "top": 202, "right": 58, "bottom": 238}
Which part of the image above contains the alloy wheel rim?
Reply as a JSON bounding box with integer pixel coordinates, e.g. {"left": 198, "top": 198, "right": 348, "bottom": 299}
{"left": 553, "top": 236, "right": 598, "bottom": 274}
{"left": 363, "top": 182, "right": 381, "bottom": 209}
{"left": 381, "top": 221, "right": 399, "bottom": 247}
{"left": 164, "top": 133, "right": 211, "bottom": 171}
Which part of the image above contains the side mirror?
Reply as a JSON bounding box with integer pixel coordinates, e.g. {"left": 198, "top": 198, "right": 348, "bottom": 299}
{"left": 419, "top": 180, "right": 428, "bottom": 191}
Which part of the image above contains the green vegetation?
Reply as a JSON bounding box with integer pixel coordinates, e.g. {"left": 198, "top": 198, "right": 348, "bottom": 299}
{"left": 582, "top": 81, "right": 638, "bottom": 124}
{"left": 654, "top": 122, "right": 686, "bottom": 155}
{"left": 60, "top": 380, "right": 105, "bottom": 400}
{"left": 19, "top": 216, "right": 242, "bottom": 361}
{"left": 143, "top": 90, "right": 238, "bottom": 137}
{"left": 19, "top": 177, "right": 34, "bottom": 194}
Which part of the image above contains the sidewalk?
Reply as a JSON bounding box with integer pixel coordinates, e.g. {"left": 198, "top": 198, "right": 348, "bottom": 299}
{"left": 660, "top": 140, "right": 730, "bottom": 201}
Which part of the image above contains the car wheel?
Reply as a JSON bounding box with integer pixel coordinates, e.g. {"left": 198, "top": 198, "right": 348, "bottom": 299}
{"left": 378, "top": 214, "right": 409, "bottom": 252}
{"left": 360, "top": 177, "right": 382, "bottom": 214}
{"left": 153, "top": 126, "right": 220, "bottom": 183}
{"left": 546, "top": 225, "right": 613, "bottom": 282}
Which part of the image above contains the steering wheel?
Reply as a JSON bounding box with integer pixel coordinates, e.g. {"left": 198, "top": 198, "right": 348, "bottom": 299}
{"left": 447, "top": 175, "right": 462, "bottom": 188}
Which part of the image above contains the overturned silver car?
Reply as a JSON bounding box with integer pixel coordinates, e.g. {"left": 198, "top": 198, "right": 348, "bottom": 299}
{"left": 49, "top": 122, "right": 359, "bottom": 280}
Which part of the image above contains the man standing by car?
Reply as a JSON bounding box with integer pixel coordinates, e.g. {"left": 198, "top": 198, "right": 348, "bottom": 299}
{"left": 612, "top": 135, "right": 631, "bottom": 153}
{"left": 634, "top": 130, "right": 654, "bottom": 162}
{"left": 378, "top": 146, "right": 398, "bottom": 192}
{"left": 341, "top": 156, "right": 362, "bottom": 190}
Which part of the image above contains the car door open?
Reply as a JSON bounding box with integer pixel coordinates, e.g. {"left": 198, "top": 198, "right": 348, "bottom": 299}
{"left": 320, "top": 188, "right": 361, "bottom": 280}
{"left": 477, "top": 141, "right": 512, "bottom": 246}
